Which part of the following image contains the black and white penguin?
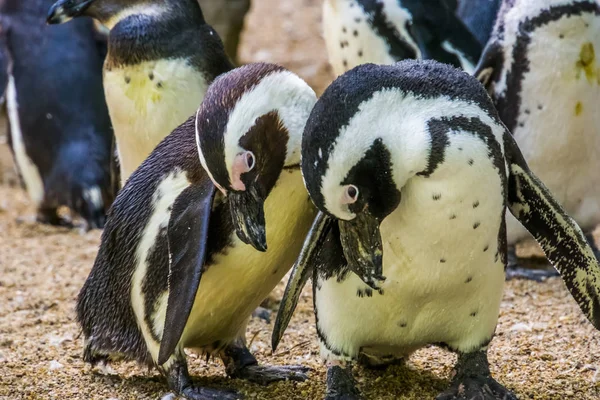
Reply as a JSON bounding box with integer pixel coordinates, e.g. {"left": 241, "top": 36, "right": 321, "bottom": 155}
{"left": 272, "top": 60, "right": 600, "bottom": 399}
{"left": 47, "top": 0, "right": 234, "bottom": 183}
{"left": 323, "top": 0, "right": 482, "bottom": 76}
{"left": 77, "top": 63, "right": 318, "bottom": 399}
{"left": 456, "top": 0, "right": 502, "bottom": 47}
{"left": 474, "top": 0, "right": 600, "bottom": 280}
{"left": 0, "top": 0, "right": 114, "bottom": 228}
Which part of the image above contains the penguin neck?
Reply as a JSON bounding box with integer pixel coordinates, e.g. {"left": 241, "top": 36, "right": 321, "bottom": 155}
{"left": 101, "top": 0, "right": 203, "bottom": 30}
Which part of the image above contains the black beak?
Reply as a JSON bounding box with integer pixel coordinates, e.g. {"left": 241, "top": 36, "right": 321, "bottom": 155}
{"left": 228, "top": 186, "right": 267, "bottom": 252}
{"left": 47, "top": 0, "right": 94, "bottom": 24}
{"left": 339, "top": 211, "right": 385, "bottom": 290}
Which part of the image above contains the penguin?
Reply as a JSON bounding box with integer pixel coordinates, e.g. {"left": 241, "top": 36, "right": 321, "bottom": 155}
{"left": 0, "top": 0, "right": 114, "bottom": 229}
{"left": 272, "top": 60, "right": 600, "bottom": 400}
{"left": 47, "top": 0, "right": 235, "bottom": 183}
{"left": 474, "top": 0, "right": 600, "bottom": 280}
{"left": 322, "top": 0, "right": 482, "bottom": 77}
{"left": 456, "top": 0, "right": 502, "bottom": 47}
{"left": 77, "top": 63, "right": 318, "bottom": 399}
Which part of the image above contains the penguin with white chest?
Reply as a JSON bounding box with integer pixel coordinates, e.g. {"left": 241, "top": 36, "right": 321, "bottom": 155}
{"left": 47, "top": 0, "right": 234, "bottom": 183}
{"left": 323, "top": 0, "right": 482, "bottom": 77}
{"left": 0, "top": 0, "right": 114, "bottom": 228}
{"left": 273, "top": 60, "right": 600, "bottom": 399}
{"left": 475, "top": 0, "right": 600, "bottom": 280}
{"left": 77, "top": 63, "right": 318, "bottom": 399}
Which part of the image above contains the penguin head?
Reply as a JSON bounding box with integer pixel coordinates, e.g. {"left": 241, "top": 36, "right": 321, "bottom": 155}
{"left": 46, "top": 0, "right": 179, "bottom": 27}
{"left": 196, "top": 63, "right": 317, "bottom": 252}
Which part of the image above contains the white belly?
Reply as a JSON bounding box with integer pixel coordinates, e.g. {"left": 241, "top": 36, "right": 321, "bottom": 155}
{"left": 178, "top": 169, "right": 316, "bottom": 348}
{"left": 104, "top": 59, "right": 208, "bottom": 182}
{"left": 323, "top": 0, "right": 397, "bottom": 77}
{"left": 315, "top": 137, "right": 506, "bottom": 360}
{"left": 505, "top": 14, "right": 600, "bottom": 243}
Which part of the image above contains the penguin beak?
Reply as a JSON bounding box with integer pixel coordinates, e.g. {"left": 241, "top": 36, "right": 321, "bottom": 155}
{"left": 47, "top": 0, "right": 95, "bottom": 24}
{"left": 228, "top": 185, "right": 268, "bottom": 252}
{"left": 339, "top": 211, "right": 386, "bottom": 290}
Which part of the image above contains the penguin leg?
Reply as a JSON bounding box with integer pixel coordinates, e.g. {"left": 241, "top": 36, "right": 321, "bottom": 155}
{"left": 36, "top": 206, "right": 73, "bottom": 228}
{"left": 161, "top": 355, "right": 240, "bottom": 400}
{"left": 220, "top": 338, "right": 309, "bottom": 385}
{"left": 325, "top": 363, "right": 362, "bottom": 400}
{"left": 437, "top": 349, "right": 516, "bottom": 400}
{"left": 505, "top": 245, "right": 559, "bottom": 282}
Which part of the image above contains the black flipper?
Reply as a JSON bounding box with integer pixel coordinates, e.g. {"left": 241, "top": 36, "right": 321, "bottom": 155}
{"left": 504, "top": 132, "right": 600, "bottom": 330}
{"left": 473, "top": 39, "right": 504, "bottom": 91}
{"left": 0, "top": 17, "right": 13, "bottom": 104}
{"left": 158, "top": 177, "right": 216, "bottom": 365}
{"left": 272, "top": 211, "right": 333, "bottom": 351}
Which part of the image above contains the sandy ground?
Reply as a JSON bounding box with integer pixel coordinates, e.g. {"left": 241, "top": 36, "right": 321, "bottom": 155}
{"left": 2, "top": 0, "right": 600, "bottom": 399}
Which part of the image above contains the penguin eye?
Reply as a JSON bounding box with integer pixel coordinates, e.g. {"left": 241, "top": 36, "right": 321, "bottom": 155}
{"left": 342, "top": 184, "right": 359, "bottom": 204}
{"left": 245, "top": 151, "right": 255, "bottom": 171}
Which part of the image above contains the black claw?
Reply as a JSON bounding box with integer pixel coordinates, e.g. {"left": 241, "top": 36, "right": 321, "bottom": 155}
{"left": 164, "top": 357, "right": 240, "bottom": 400}
{"left": 326, "top": 365, "right": 362, "bottom": 400}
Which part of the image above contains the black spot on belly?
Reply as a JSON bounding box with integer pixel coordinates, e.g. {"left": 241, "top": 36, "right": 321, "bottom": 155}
{"left": 157, "top": 82, "right": 163, "bottom": 88}
{"left": 473, "top": 221, "right": 481, "bottom": 229}
{"left": 355, "top": 17, "right": 362, "bottom": 23}
{"left": 398, "top": 321, "right": 407, "bottom": 328}
{"left": 470, "top": 311, "right": 478, "bottom": 317}
{"left": 343, "top": 60, "right": 348, "bottom": 67}
{"left": 124, "top": 76, "right": 131, "bottom": 84}
{"left": 433, "top": 193, "right": 442, "bottom": 201}
{"left": 524, "top": 109, "right": 530, "bottom": 114}
{"left": 473, "top": 200, "right": 479, "bottom": 208}
{"left": 538, "top": 104, "right": 543, "bottom": 110}
{"left": 149, "top": 72, "right": 154, "bottom": 80}
{"left": 468, "top": 159, "right": 474, "bottom": 166}
{"left": 483, "top": 245, "right": 489, "bottom": 252}
{"left": 559, "top": 34, "right": 564, "bottom": 39}
{"left": 349, "top": 2, "right": 354, "bottom": 7}
{"left": 440, "top": 258, "right": 446, "bottom": 263}
{"left": 465, "top": 276, "right": 473, "bottom": 283}
{"left": 458, "top": 147, "right": 463, "bottom": 151}
{"left": 342, "top": 27, "right": 347, "bottom": 33}
{"left": 358, "top": 50, "right": 363, "bottom": 57}
{"left": 518, "top": 122, "right": 524, "bottom": 128}
{"left": 340, "top": 41, "right": 345, "bottom": 49}
{"left": 450, "top": 214, "right": 457, "bottom": 220}
{"left": 353, "top": 30, "right": 359, "bottom": 36}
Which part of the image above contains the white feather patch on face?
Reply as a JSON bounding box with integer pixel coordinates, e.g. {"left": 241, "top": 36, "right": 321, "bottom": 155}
{"left": 196, "top": 108, "right": 226, "bottom": 194}
{"left": 442, "top": 41, "right": 475, "bottom": 74}
{"left": 320, "top": 89, "right": 505, "bottom": 220}
{"left": 130, "top": 170, "right": 190, "bottom": 362}
{"left": 6, "top": 74, "right": 45, "bottom": 206}
{"left": 222, "top": 71, "right": 317, "bottom": 185}
{"left": 103, "top": 3, "right": 167, "bottom": 30}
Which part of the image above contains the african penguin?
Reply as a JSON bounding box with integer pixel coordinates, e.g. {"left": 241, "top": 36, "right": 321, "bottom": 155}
{"left": 47, "top": 0, "right": 234, "bottom": 183}
{"left": 322, "top": 0, "right": 482, "bottom": 77}
{"left": 76, "top": 63, "right": 318, "bottom": 399}
{"left": 475, "top": 0, "right": 600, "bottom": 280}
{"left": 0, "top": 0, "right": 114, "bottom": 229}
{"left": 272, "top": 60, "right": 600, "bottom": 400}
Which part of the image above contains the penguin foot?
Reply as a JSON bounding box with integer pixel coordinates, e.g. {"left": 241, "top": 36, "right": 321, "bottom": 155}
{"left": 230, "top": 364, "right": 309, "bottom": 385}
{"left": 221, "top": 339, "right": 308, "bottom": 384}
{"left": 505, "top": 247, "right": 558, "bottom": 282}
{"left": 251, "top": 306, "right": 271, "bottom": 323}
{"left": 438, "top": 350, "right": 517, "bottom": 400}
{"left": 164, "top": 357, "right": 240, "bottom": 400}
{"left": 36, "top": 207, "right": 73, "bottom": 228}
{"left": 325, "top": 365, "right": 362, "bottom": 400}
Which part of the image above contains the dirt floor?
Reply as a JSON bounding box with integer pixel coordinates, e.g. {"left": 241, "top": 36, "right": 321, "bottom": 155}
{"left": 2, "top": 0, "right": 600, "bottom": 399}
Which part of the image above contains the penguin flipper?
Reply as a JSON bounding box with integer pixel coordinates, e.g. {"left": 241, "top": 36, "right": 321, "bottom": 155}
{"left": 158, "top": 177, "right": 217, "bottom": 365}
{"left": 272, "top": 212, "right": 345, "bottom": 351}
{"left": 473, "top": 39, "right": 503, "bottom": 91}
{"left": 504, "top": 132, "right": 600, "bottom": 330}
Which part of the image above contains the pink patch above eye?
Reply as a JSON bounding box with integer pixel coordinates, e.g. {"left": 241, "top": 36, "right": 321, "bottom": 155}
{"left": 341, "top": 185, "right": 359, "bottom": 205}
{"left": 231, "top": 151, "right": 254, "bottom": 191}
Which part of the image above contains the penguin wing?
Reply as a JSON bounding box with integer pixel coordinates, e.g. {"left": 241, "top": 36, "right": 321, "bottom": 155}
{"left": 158, "top": 176, "right": 216, "bottom": 365}
{"left": 0, "top": 17, "right": 12, "bottom": 104}
{"left": 473, "top": 39, "right": 503, "bottom": 93}
{"left": 272, "top": 211, "right": 346, "bottom": 351}
{"left": 504, "top": 132, "right": 600, "bottom": 330}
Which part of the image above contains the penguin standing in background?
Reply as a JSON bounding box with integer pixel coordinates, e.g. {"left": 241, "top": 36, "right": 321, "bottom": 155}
{"left": 47, "top": 0, "right": 234, "bottom": 183}
{"left": 475, "top": 0, "right": 600, "bottom": 280}
{"left": 456, "top": 0, "right": 502, "bottom": 47}
{"left": 273, "top": 61, "right": 600, "bottom": 400}
{"left": 322, "top": 0, "right": 482, "bottom": 76}
{"left": 77, "top": 63, "right": 318, "bottom": 399}
{"left": 0, "top": 0, "right": 113, "bottom": 228}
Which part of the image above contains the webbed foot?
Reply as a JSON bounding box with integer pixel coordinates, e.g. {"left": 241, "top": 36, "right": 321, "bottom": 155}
{"left": 437, "top": 350, "right": 517, "bottom": 400}
{"left": 36, "top": 207, "right": 73, "bottom": 228}
{"left": 179, "top": 386, "right": 241, "bottom": 400}
{"left": 325, "top": 365, "right": 362, "bottom": 400}
{"left": 221, "top": 339, "right": 308, "bottom": 385}
{"left": 505, "top": 246, "right": 558, "bottom": 282}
